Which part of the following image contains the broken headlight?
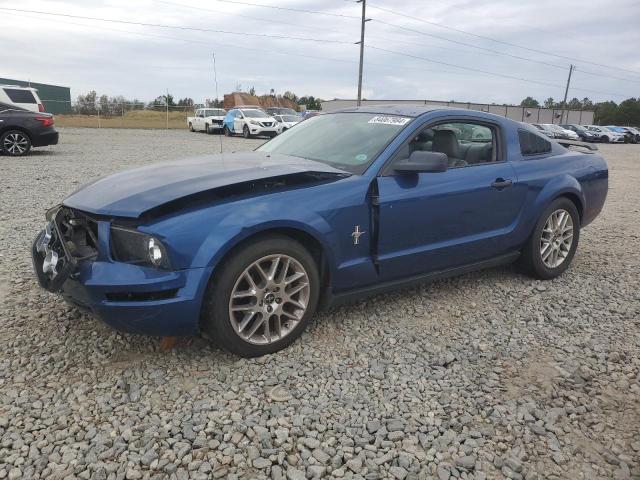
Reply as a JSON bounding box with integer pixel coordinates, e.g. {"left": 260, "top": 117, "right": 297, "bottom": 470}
{"left": 110, "top": 226, "right": 171, "bottom": 269}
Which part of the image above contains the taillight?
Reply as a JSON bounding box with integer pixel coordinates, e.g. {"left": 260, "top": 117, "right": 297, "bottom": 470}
{"left": 38, "top": 103, "right": 45, "bottom": 112}
{"left": 35, "top": 116, "right": 54, "bottom": 127}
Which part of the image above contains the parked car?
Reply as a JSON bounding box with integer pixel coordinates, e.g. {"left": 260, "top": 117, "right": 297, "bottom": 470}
{"left": 605, "top": 126, "right": 637, "bottom": 143}
{"left": 273, "top": 114, "right": 300, "bottom": 133}
{"left": 621, "top": 126, "right": 640, "bottom": 143}
{"left": 532, "top": 123, "right": 558, "bottom": 138}
{"left": 560, "top": 124, "right": 599, "bottom": 142}
{"left": 223, "top": 108, "right": 279, "bottom": 138}
{"left": 0, "top": 102, "right": 58, "bottom": 156}
{"left": 266, "top": 107, "right": 298, "bottom": 117}
{"left": 541, "top": 124, "right": 579, "bottom": 140}
{"left": 32, "top": 106, "right": 608, "bottom": 357}
{"left": 187, "top": 108, "right": 226, "bottom": 134}
{"left": 301, "top": 111, "right": 321, "bottom": 121}
{"left": 0, "top": 85, "right": 45, "bottom": 113}
{"left": 584, "top": 125, "right": 625, "bottom": 143}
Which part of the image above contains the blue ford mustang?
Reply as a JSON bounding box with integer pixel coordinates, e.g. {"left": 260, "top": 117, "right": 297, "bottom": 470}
{"left": 32, "top": 106, "right": 608, "bottom": 357}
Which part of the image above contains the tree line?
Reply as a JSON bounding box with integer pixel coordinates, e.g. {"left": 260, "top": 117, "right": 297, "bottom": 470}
{"left": 520, "top": 96, "right": 640, "bottom": 125}
{"left": 73, "top": 88, "right": 323, "bottom": 117}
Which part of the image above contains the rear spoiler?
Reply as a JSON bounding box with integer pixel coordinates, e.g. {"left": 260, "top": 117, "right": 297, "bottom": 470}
{"left": 556, "top": 139, "right": 598, "bottom": 151}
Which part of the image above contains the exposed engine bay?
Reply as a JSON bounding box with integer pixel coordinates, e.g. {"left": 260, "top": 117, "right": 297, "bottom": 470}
{"left": 32, "top": 207, "right": 99, "bottom": 291}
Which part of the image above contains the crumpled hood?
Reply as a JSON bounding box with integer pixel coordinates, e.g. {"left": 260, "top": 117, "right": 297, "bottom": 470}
{"left": 63, "top": 152, "right": 348, "bottom": 218}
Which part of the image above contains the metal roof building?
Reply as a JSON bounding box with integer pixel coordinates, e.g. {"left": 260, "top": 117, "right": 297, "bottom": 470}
{"left": 0, "top": 78, "right": 71, "bottom": 114}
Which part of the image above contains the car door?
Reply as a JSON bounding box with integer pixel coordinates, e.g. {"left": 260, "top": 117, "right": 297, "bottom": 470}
{"left": 375, "top": 119, "right": 526, "bottom": 281}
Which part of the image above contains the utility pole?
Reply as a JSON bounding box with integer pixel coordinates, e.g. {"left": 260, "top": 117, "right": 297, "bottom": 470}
{"left": 561, "top": 64, "right": 574, "bottom": 124}
{"left": 355, "top": 0, "right": 370, "bottom": 107}
{"left": 166, "top": 88, "right": 170, "bottom": 130}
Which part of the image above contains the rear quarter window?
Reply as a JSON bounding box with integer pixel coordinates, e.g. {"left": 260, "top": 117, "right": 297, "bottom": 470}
{"left": 3, "top": 88, "right": 37, "bottom": 104}
{"left": 518, "top": 129, "right": 551, "bottom": 156}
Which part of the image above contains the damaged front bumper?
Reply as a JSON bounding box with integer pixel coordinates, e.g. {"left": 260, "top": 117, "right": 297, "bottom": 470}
{"left": 31, "top": 206, "right": 207, "bottom": 336}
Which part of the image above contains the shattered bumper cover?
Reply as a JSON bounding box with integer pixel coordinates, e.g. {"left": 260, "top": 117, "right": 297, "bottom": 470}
{"left": 31, "top": 206, "right": 207, "bottom": 336}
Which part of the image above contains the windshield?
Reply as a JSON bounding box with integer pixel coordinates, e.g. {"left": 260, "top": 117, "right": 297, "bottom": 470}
{"left": 204, "top": 109, "right": 225, "bottom": 116}
{"left": 242, "top": 109, "right": 268, "bottom": 118}
{"left": 281, "top": 115, "right": 299, "bottom": 122}
{"left": 257, "top": 113, "right": 412, "bottom": 174}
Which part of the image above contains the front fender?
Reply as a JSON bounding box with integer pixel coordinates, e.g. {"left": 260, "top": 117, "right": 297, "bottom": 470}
{"left": 196, "top": 216, "right": 336, "bottom": 274}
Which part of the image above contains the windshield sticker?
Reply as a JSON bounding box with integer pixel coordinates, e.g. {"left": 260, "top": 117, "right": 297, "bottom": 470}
{"left": 368, "top": 116, "right": 411, "bottom": 126}
{"left": 355, "top": 154, "right": 368, "bottom": 162}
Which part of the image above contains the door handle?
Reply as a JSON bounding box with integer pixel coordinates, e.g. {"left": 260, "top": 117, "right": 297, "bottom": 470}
{"left": 491, "top": 178, "right": 513, "bottom": 189}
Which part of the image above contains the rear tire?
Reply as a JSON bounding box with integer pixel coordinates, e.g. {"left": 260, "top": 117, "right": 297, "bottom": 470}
{"left": 518, "top": 198, "right": 580, "bottom": 280}
{"left": 201, "top": 235, "right": 320, "bottom": 357}
{"left": 223, "top": 126, "right": 231, "bottom": 136}
{"left": 189, "top": 122, "right": 194, "bottom": 132}
{"left": 205, "top": 123, "right": 210, "bottom": 134}
{"left": 1, "top": 130, "right": 32, "bottom": 156}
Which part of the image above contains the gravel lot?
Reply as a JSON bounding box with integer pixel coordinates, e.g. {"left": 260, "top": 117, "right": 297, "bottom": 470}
{"left": 1, "top": 128, "right": 638, "bottom": 480}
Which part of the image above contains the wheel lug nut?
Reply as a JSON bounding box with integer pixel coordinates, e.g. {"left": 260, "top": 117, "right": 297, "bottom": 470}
{"left": 276, "top": 298, "right": 282, "bottom": 304}
{"left": 267, "top": 306, "right": 273, "bottom": 313}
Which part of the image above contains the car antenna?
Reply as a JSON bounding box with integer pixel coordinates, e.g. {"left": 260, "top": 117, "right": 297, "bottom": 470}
{"left": 212, "top": 51, "right": 223, "bottom": 155}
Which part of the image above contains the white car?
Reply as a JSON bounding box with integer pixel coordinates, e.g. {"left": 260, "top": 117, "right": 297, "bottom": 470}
{"left": 274, "top": 114, "right": 301, "bottom": 133}
{"left": 187, "top": 108, "right": 226, "bottom": 134}
{"left": 223, "top": 108, "right": 279, "bottom": 138}
{"left": 584, "top": 125, "right": 625, "bottom": 143}
{"left": 541, "top": 124, "right": 579, "bottom": 140}
{"left": 0, "top": 85, "right": 45, "bottom": 113}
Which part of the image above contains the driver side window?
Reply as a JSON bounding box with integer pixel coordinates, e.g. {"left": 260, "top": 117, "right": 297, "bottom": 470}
{"left": 391, "top": 121, "right": 499, "bottom": 170}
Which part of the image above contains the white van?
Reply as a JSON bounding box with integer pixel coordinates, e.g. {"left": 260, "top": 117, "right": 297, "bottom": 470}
{"left": 0, "top": 85, "right": 45, "bottom": 113}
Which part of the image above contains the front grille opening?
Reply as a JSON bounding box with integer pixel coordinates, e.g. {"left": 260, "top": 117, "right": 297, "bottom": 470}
{"left": 58, "top": 207, "right": 99, "bottom": 259}
{"left": 105, "top": 289, "right": 179, "bottom": 302}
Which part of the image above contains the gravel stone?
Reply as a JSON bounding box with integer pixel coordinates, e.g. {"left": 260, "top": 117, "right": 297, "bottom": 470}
{"left": 1, "top": 131, "right": 638, "bottom": 480}
{"left": 389, "top": 466, "right": 408, "bottom": 479}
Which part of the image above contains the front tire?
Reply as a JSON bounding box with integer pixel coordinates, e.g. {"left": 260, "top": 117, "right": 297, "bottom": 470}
{"left": 519, "top": 198, "right": 580, "bottom": 280}
{"left": 243, "top": 125, "right": 251, "bottom": 139}
{"left": 223, "top": 126, "right": 231, "bottom": 136}
{"left": 1, "top": 130, "right": 32, "bottom": 156}
{"left": 201, "top": 235, "right": 320, "bottom": 357}
{"left": 189, "top": 122, "right": 194, "bottom": 132}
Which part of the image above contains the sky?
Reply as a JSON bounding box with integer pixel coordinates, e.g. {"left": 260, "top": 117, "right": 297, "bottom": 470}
{"left": 1, "top": 0, "right": 639, "bottom": 106}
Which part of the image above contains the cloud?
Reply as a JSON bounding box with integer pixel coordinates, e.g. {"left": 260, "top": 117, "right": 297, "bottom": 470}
{"left": 0, "top": 0, "right": 638, "bottom": 104}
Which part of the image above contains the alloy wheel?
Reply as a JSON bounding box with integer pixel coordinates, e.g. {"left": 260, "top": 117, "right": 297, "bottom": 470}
{"left": 540, "top": 209, "right": 574, "bottom": 268}
{"left": 228, "top": 254, "right": 310, "bottom": 345}
{"left": 3, "top": 132, "right": 29, "bottom": 155}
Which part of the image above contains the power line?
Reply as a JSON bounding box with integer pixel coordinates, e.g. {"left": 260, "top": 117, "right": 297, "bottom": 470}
{"left": 154, "top": 0, "right": 321, "bottom": 33}
{"left": 0, "top": 7, "right": 353, "bottom": 45}
{"left": 366, "top": 2, "right": 640, "bottom": 77}
{"left": 365, "top": 44, "right": 634, "bottom": 99}
{"left": 370, "top": 18, "right": 640, "bottom": 85}
{"left": 0, "top": 11, "right": 358, "bottom": 67}
{"left": 0, "top": 10, "right": 466, "bottom": 80}
{"left": 210, "top": 0, "right": 360, "bottom": 19}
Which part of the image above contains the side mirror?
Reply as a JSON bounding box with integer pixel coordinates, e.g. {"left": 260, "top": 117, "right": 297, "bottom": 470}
{"left": 394, "top": 151, "right": 448, "bottom": 174}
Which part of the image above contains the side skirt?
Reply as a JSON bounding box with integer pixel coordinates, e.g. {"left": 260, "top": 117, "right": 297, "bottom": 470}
{"left": 323, "top": 251, "right": 520, "bottom": 308}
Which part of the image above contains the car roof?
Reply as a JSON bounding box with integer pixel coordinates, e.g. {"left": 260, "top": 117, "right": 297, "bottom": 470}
{"left": 0, "top": 84, "right": 37, "bottom": 91}
{"left": 331, "top": 104, "right": 521, "bottom": 124}
{"left": 334, "top": 104, "right": 450, "bottom": 117}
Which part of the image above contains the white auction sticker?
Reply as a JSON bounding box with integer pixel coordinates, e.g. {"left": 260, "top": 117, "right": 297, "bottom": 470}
{"left": 368, "top": 116, "right": 411, "bottom": 125}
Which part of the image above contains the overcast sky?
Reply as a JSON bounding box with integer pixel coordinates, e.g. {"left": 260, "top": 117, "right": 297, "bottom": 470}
{"left": 1, "top": 0, "right": 639, "bottom": 105}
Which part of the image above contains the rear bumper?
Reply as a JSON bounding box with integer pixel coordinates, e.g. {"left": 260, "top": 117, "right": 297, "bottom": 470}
{"left": 32, "top": 129, "right": 59, "bottom": 147}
